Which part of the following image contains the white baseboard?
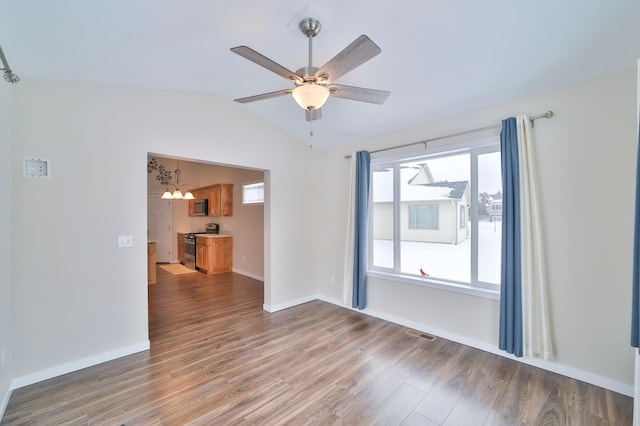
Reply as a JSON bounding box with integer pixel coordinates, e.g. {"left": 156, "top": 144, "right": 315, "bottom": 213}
{"left": 0, "top": 384, "right": 11, "bottom": 422}
{"left": 10, "top": 340, "right": 150, "bottom": 391}
{"left": 232, "top": 268, "right": 264, "bottom": 282}
{"left": 309, "top": 295, "right": 633, "bottom": 397}
{"left": 263, "top": 295, "right": 317, "bottom": 313}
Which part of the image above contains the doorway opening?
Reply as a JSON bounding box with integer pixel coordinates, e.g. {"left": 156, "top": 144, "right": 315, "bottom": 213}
{"left": 146, "top": 153, "right": 267, "bottom": 332}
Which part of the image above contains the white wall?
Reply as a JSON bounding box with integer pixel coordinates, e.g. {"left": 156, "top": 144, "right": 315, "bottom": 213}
{"left": 10, "top": 79, "right": 314, "bottom": 383}
{"left": 311, "top": 70, "right": 638, "bottom": 394}
{"left": 0, "top": 80, "right": 14, "bottom": 415}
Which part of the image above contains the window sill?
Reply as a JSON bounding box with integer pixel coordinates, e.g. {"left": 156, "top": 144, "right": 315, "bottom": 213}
{"left": 367, "top": 270, "right": 500, "bottom": 300}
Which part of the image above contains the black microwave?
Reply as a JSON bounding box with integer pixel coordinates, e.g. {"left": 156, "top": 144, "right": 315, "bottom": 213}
{"left": 194, "top": 199, "right": 208, "bottom": 216}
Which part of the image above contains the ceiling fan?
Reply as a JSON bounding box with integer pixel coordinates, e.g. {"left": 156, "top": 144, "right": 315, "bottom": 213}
{"left": 230, "top": 18, "right": 390, "bottom": 122}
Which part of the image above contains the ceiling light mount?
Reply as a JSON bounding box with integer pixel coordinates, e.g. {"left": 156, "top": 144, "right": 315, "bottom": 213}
{"left": 299, "top": 18, "right": 321, "bottom": 38}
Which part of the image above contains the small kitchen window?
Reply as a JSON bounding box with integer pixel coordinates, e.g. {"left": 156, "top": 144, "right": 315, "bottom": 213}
{"left": 243, "top": 182, "right": 264, "bottom": 204}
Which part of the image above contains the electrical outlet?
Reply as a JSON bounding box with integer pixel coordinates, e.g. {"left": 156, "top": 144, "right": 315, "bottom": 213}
{"left": 118, "top": 235, "right": 133, "bottom": 248}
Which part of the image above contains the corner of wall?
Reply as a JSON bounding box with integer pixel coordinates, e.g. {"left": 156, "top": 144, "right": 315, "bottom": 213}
{"left": 0, "top": 80, "right": 13, "bottom": 422}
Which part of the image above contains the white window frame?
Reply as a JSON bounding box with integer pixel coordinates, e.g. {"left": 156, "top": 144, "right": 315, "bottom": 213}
{"left": 367, "top": 137, "right": 501, "bottom": 300}
{"left": 242, "top": 181, "right": 264, "bottom": 205}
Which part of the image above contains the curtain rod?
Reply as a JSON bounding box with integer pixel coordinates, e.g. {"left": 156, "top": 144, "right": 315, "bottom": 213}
{"left": 344, "top": 110, "right": 554, "bottom": 159}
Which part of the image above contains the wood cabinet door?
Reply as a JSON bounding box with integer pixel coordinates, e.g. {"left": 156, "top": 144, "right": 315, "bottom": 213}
{"left": 147, "top": 242, "right": 157, "bottom": 284}
{"left": 220, "top": 184, "right": 233, "bottom": 217}
{"left": 177, "top": 234, "right": 185, "bottom": 263}
{"left": 208, "top": 185, "right": 221, "bottom": 216}
{"left": 196, "top": 241, "right": 207, "bottom": 270}
{"left": 210, "top": 238, "right": 233, "bottom": 273}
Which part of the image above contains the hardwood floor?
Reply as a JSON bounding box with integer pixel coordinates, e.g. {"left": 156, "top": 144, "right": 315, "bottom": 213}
{"left": 2, "top": 268, "right": 633, "bottom": 425}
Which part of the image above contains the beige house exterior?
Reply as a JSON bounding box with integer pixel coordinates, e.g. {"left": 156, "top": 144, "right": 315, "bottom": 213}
{"left": 373, "top": 164, "right": 470, "bottom": 244}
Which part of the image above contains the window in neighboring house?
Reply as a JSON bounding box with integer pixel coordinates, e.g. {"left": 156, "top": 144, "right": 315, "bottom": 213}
{"left": 409, "top": 204, "right": 439, "bottom": 229}
{"left": 370, "top": 138, "right": 502, "bottom": 296}
{"left": 242, "top": 182, "right": 264, "bottom": 204}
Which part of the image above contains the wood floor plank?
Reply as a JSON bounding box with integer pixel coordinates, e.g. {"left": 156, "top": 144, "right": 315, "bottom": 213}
{"left": 402, "top": 412, "right": 441, "bottom": 426}
{"left": 365, "top": 382, "right": 426, "bottom": 425}
{"left": 412, "top": 344, "right": 477, "bottom": 424}
{"left": 444, "top": 350, "right": 515, "bottom": 425}
{"left": 490, "top": 361, "right": 550, "bottom": 422}
{"left": 1, "top": 268, "right": 633, "bottom": 425}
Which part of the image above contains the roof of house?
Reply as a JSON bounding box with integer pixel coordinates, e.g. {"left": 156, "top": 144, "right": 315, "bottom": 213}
{"left": 406, "top": 164, "right": 433, "bottom": 185}
{"left": 373, "top": 166, "right": 469, "bottom": 203}
{"left": 415, "top": 181, "right": 469, "bottom": 200}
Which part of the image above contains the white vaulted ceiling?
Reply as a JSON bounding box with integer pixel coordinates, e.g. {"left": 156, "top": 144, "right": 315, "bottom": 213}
{"left": 1, "top": 0, "right": 639, "bottom": 149}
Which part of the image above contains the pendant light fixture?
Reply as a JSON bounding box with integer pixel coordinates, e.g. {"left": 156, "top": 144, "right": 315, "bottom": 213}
{"left": 153, "top": 160, "right": 194, "bottom": 200}
{"left": 0, "top": 45, "right": 20, "bottom": 84}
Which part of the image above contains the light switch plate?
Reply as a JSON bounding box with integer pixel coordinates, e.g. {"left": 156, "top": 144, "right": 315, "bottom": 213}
{"left": 118, "top": 235, "right": 133, "bottom": 248}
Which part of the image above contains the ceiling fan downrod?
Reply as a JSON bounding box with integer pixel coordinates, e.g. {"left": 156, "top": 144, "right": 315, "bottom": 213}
{"left": 299, "top": 18, "right": 321, "bottom": 70}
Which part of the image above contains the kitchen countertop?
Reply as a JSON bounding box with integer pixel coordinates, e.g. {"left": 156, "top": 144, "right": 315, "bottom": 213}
{"left": 195, "top": 234, "right": 233, "bottom": 239}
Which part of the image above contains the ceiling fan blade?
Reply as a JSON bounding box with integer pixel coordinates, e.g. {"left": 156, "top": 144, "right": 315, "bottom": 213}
{"left": 315, "top": 35, "right": 381, "bottom": 83}
{"left": 305, "top": 108, "right": 322, "bottom": 122}
{"left": 234, "top": 89, "right": 292, "bottom": 104}
{"left": 328, "top": 84, "right": 390, "bottom": 104}
{"left": 231, "top": 46, "right": 303, "bottom": 84}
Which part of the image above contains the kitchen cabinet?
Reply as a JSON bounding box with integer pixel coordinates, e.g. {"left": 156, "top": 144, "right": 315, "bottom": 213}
{"left": 148, "top": 242, "right": 157, "bottom": 285}
{"left": 177, "top": 233, "right": 185, "bottom": 264}
{"left": 196, "top": 236, "right": 233, "bottom": 275}
{"left": 208, "top": 184, "right": 233, "bottom": 217}
{"left": 188, "top": 183, "right": 233, "bottom": 217}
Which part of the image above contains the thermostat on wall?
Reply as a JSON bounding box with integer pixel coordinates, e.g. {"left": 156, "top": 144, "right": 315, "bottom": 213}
{"left": 23, "top": 157, "right": 50, "bottom": 178}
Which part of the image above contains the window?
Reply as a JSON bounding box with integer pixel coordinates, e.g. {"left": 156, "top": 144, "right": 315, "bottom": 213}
{"left": 242, "top": 182, "right": 264, "bottom": 204}
{"left": 370, "top": 138, "right": 502, "bottom": 297}
{"left": 409, "top": 204, "right": 438, "bottom": 229}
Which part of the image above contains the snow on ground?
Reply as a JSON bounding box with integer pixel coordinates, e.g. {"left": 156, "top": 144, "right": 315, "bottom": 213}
{"left": 372, "top": 220, "right": 502, "bottom": 284}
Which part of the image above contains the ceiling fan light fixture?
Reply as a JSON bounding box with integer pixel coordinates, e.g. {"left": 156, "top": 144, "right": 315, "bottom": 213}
{"left": 292, "top": 83, "right": 330, "bottom": 110}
